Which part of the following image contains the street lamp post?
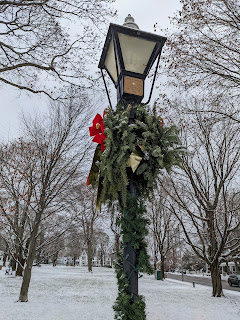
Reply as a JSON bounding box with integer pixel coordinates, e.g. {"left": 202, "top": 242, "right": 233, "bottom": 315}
{"left": 98, "top": 14, "right": 166, "bottom": 303}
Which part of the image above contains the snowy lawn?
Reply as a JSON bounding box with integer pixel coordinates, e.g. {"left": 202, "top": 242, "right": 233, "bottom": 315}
{"left": 0, "top": 265, "right": 240, "bottom": 320}
{"left": 172, "top": 271, "right": 228, "bottom": 281}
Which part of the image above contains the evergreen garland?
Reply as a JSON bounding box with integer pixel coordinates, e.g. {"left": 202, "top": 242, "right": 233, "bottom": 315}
{"left": 114, "top": 256, "right": 146, "bottom": 320}
{"left": 118, "top": 193, "right": 152, "bottom": 274}
{"left": 88, "top": 103, "right": 183, "bottom": 320}
{"left": 100, "top": 104, "right": 183, "bottom": 206}
{"left": 113, "top": 193, "right": 152, "bottom": 320}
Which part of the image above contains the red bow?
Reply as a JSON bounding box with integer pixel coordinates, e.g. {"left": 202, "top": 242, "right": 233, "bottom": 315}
{"left": 89, "top": 111, "right": 107, "bottom": 151}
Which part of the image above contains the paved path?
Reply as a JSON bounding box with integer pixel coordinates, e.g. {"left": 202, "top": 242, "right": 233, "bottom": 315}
{"left": 166, "top": 273, "right": 240, "bottom": 292}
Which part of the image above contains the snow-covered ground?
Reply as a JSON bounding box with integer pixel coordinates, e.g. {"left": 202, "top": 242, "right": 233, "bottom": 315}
{"left": 0, "top": 265, "right": 240, "bottom": 320}
{"left": 171, "top": 271, "right": 228, "bottom": 281}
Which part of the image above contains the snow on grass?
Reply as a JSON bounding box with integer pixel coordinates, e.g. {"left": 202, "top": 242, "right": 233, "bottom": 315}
{"left": 170, "top": 272, "right": 228, "bottom": 281}
{"left": 142, "top": 278, "right": 240, "bottom": 320}
{"left": 0, "top": 265, "right": 240, "bottom": 320}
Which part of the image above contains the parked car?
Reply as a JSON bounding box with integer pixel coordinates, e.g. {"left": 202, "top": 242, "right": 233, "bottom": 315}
{"left": 228, "top": 274, "right": 240, "bottom": 287}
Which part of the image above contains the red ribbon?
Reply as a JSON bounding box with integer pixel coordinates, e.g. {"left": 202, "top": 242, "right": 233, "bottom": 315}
{"left": 89, "top": 111, "right": 107, "bottom": 151}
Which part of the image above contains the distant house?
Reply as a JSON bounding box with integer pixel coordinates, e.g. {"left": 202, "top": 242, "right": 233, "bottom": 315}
{"left": 79, "top": 250, "right": 88, "bottom": 267}
{"left": 56, "top": 249, "right": 112, "bottom": 267}
{"left": 220, "top": 261, "right": 240, "bottom": 274}
{"left": 105, "top": 256, "right": 112, "bottom": 267}
{"left": 56, "top": 256, "right": 79, "bottom": 266}
{"left": 80, "top": 249, "right": 112, "bottom": 267}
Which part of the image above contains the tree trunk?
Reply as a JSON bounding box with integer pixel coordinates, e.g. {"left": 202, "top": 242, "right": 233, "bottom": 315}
{"left": 16, "top": 246, "right": 25, "bottom": 276}
{"left": 18, "top": 215, "right": 41, "bottom": 302}
{"left": 16, "top": 257, "right": 25, "bottom": 277}
{"left": 35, "top": 251, "right": 41, "bottom": 266}
{"left": 87, "top": 240, "right": 93, "bottom": 272}
{"left": 210, "top": 262, "right": 223, "bottom": 297}
{"left": 154, "top": 248, "right": 157, "bottom": 271}
{"left": 12, "top": 255, "right": 17, "bottom": 271}
{"left": 160, "top": 255, "right": 165, "bottom": 280}
{"left": 234, "top": 259, "right": 239, "bottom": 273}
{"left": 3, "top": 252, "right": 8, "bottom": 267}
{"left": 153, "top": 236, "right": 157, "bottom": 271}
{"left": 53, "top": 257, "right": 57, "bottom": 267}
{"left": 100, "top": 250, "right": 103, "bottom": 267}
{"left": 52, "top": 252, "right": 58, "bottom": 266}
{"left": 207, "top": 210, "right": 222, "bottom": 297}
{"left": 115, "top": 234, "right": 120, "bottom": 258}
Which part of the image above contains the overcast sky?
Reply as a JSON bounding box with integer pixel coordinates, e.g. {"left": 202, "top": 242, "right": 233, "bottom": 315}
{"left": 0, "top": 0, "right": 181, "bottom": 142}
{"left": 114, "top": 0, "right": 181, "bottom": 31}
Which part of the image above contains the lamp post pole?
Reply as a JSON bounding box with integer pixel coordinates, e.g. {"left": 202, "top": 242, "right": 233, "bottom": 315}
{"left": 98, "top": 13, "right": 167, "bottom": 307}
{"left": 124, "top": 101, "right": 138, "bottom": 301}
{"left": 120, "top": 17, "right": 141, "bottom": 301}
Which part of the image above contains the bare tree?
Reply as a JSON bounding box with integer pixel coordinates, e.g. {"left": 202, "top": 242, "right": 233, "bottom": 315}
{"left": 70, "top": 183, "right": 99, "bottom": 272}
{"left": 0, "top": 139, "right": 36, "bottom": 276}
{"left": 165, "top": 0, "right": 240, "bottom": 94}
{"left": 182, "top": 248, "right": 205, "bottom": 271}
{"left": 156, "top": 0, "right": 240, "bottom": 124}
{"left": 95, "top": 229, "right": 110, "bottom": 267}
{"left": 0, "top": 234, "right": 8, "bottom": 266}
{"left": 109, "top": 204, "right": 121, "bottom": 259}
{"left": 64, "top": 226, "right": 84, "bottom": 266}
{"left": 5, "top": 100, "right": 88, "bottom": 302}
{"left": 0, "top": 136, "right": 81, "bottom": 276}
{"left": 35, "top": 212, "right": 77, "bottom": 266}
{"left": 220, "top": 193, "right": 240, "bottom": 274}
{"left": 161, "top": 114, "right": 240, "bottom": 297}
{"left": 147, "top": 187, "right": 177, "bottom": 278}
{"left": 0, "top": 0, "right": 115, "bottom": 98}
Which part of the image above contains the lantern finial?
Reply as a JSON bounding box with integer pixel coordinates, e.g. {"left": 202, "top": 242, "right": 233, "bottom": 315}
{"left": 123, "top": 14, "right": 139, "bottom": 29}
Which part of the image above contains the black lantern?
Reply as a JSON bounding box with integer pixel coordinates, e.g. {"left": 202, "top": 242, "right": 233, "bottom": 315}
{"left": 98, "top": 14, "right": 167, "bottom": 105}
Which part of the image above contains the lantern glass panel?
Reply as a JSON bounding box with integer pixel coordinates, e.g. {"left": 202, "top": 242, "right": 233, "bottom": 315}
{"left": 118, "top": 33, "right": 156, "bottom": 75}
{"left": 105, "top": 39, "right": 120, "bottom": 83}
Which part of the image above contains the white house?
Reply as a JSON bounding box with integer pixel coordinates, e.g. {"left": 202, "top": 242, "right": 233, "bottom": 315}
{"left": 79, "top": 249, "right": 112, "bottom": 267}
{"left": 220, "top": 261, "right": 239, "bottom": 274}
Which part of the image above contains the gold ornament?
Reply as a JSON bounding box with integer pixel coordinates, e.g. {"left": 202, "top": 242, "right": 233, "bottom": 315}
{"left": 127, "top": 152, "right": 142, "bottom": 173}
